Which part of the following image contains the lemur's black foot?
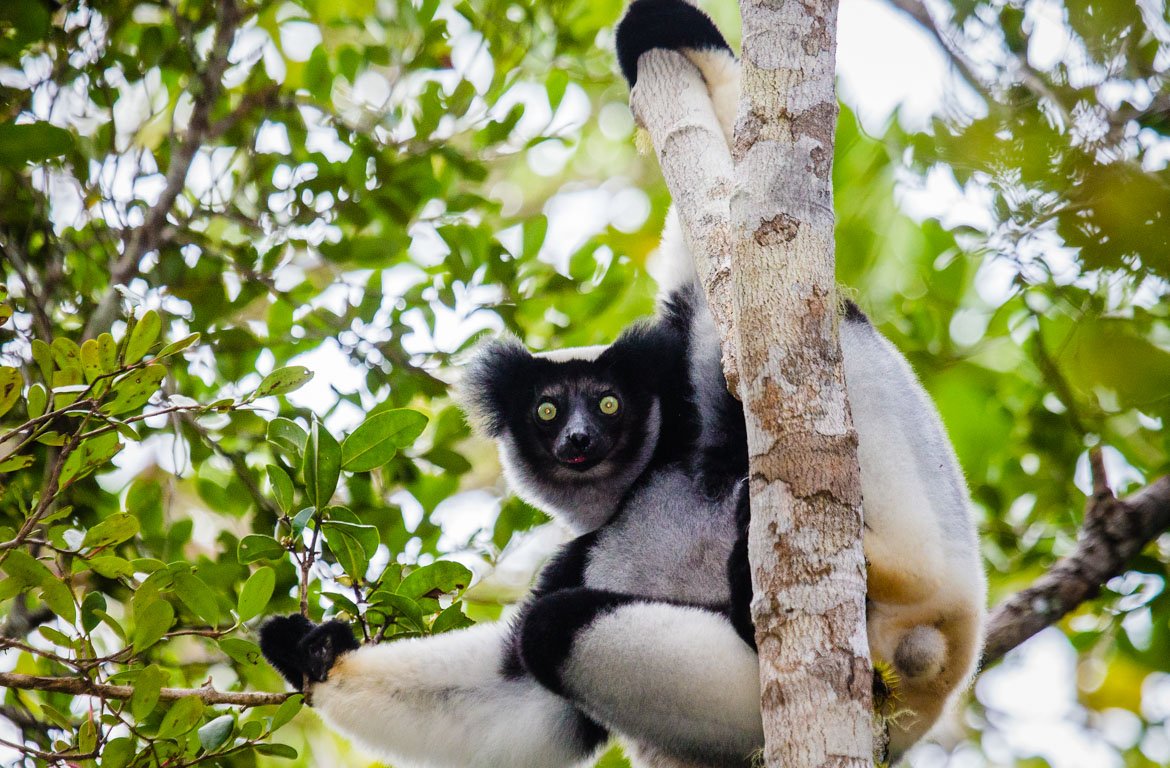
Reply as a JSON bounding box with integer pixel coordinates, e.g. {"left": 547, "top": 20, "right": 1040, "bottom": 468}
{"left": 615, "top": 0, "right": 733, "bottom": 87}
{"left": 259, "top": 615, "right": 360, "bottom": 690}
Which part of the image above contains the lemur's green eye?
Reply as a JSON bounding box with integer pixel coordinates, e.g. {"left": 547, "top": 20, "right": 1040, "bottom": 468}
{"left": 536, "top": 402, "right": 558, "bottom": 421}
{"left": 599, "top": 395, "right": 620, "bottom": 415}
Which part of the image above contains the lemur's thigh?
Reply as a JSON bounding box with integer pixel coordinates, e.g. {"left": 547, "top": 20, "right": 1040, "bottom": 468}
{"left": 520, "top": 589, "right": 762, "bottom": 767}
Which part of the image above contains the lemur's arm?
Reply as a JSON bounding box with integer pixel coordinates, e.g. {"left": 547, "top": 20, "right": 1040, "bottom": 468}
{"left": 259, "top": 618, "right": 604, "bottom": 768}
{"left": 259, "top": 535, "right": 607, "bottom": 768}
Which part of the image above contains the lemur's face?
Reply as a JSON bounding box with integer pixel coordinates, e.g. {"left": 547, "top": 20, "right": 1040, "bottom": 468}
{"left": 526, "top": 377, "right": 628, "bottom": 472}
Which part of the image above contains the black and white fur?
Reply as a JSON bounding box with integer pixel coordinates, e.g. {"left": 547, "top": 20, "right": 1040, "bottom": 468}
{"left": 259, "top": 2, "right": 985, "bottom": 766}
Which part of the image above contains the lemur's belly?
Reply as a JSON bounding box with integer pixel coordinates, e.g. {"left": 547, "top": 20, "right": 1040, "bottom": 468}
{"left": 583, "top": 468, "right": 737, "bottom": 605}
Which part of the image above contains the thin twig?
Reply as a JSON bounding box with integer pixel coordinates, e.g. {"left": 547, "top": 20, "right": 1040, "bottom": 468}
{"left": 0, "top": 671, "right": 293, "bottom": 707}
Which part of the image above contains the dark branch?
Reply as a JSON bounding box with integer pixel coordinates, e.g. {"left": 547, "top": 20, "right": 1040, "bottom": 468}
{"left": 0, "top": 596, "right": 54, "bottom": 640}
{"left": 0, "top": 671, "right": 293, "bottom": 707}
{"left": 983, "top": 475, "right": 1170, "bottom": 665}
{"left": 83, "top": 0, "right": 245, "bottom": 338}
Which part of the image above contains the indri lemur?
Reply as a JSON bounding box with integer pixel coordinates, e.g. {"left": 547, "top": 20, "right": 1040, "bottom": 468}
{"left": 260, "top": 1, "right": 986, "bottom": 766}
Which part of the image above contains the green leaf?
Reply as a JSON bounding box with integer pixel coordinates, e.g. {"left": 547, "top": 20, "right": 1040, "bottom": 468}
{"left": 198, "top": 714, "right": 235, "bottom": 751}
{"left": 0, "top": 366, "right": 23, "bottom": 418}
{"left": 290, "top": 506, "right": 315, "bottom": 535}
{"left": 340, "top": 409, "right": 429, "bottom": 472}
{"left": 219, "top": 637, "right": 263, "bottom": 667}
{"left": 368, "top": 591, "right": 425, "bottom": 631}
{"left": 125, "top": 309, "right": 161, "bottom": 364}
{"left": 100, "top": 737, "right": 136, "bottom": 768}
{"left": 173, "top": 570, "right": 219, "bottom": 625}
{"left": 89, "top": 556, "right": 134, "bottom": 578}
{"left": 0, "top": 455, "right": 34, "bottom": 472}
{"left": 251, "top": 366, "right": 313, "bottom": 400}
{"left": 267, "top": 418, "right": 307, "bottom": 463}
{"left": 131, "top": 664, "right": 167, "bottom": 720}
{"left": 82, "top": 512, "right": 139, "bottom": 549}
{"left": 153, "top": 332, "right": 200, "bottom": 360}
{"left": 238, "top": 534, "right": 286, "bottom": 563}
{"left": 59, "top": 432, "right": 122, "bottom": 488}
{"left": 80, "top": 338, "right": 102, "bottom": 383}
{"left": 267, "top": 465, "right": 294, "bottom": 514}
{"left": 398, "top": 561, "right": 473, "bottom": 601}
{"left": 97, "top": 333, "right": 118, "bottom": 372}
{"left": 31, "top": 338, "right": 53, "bottom": 382}
{"left": 26, "top": 382, "right": 47, "bottom": 419}
{"left": 237, "top": 566, "right": 276, "bottom": 622}
{"left": 256, "top": 743, "right": 298, "bottom": 759}
{"left": 270, "top": 693, "right": 303, "bottom": 731}
{"left": 39, "top": 580, "right": 74, "bottom": 619}
{"left": 156, "top": 695, "right": 203, "bottom": 739}
{"left": 320, "top": 520, "right": 378, "bottom": 579}
{"left": 80, "top": 591, "right": 106, "bottom": 632}
{"left": 546, "top": 69, "right": 569, "bottom": 110}
{"left": 50, "top": 337, "right": 82, "bottom": 373}
{"left": 0, "top": 121, "right": 74, "bottom": 165}
{"left": 302, "top": 420, "right": 341, "bottom": 509}
{"left": 132, "top": 599, "right": 174, "bottom": 653}
{"left": 103, "top": 364, "right": 166, "bottom": 415}
{"left": 432, "top": 601, "right": 474, "bottom": 633}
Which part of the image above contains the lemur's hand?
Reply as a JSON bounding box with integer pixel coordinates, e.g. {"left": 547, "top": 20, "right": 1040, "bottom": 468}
{"left": 259, "top": 615, "right": 360, "bottom": 690}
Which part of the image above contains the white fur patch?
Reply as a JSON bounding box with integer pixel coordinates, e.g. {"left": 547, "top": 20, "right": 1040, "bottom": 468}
{"left": 535, "top": 345, "right": 609, "bottom": 363}
{"left": 586, "top": 467, "right": 737, "bottom": 604}
{"left": 562, "top": 602, "right": 763, "bottom": 763}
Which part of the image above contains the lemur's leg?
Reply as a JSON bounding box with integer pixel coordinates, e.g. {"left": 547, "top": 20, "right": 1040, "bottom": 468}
{"left": 260, "top": 617, "right": 604, "bottom": 768}
{"left": 616, "top": 0, "right": 739, "bottom": 144}
{"left": 520, "top": 589, "right": 762, "bottom": 767}
{"left": 841, "top": 313, "right": 986, "bottom": 756}
{"left": 619, "top": 1, "right": 748, "bottom": 498}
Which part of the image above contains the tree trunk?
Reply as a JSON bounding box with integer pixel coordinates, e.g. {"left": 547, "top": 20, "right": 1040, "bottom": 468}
{"left": 733, "top": 1, "right": 873, "bottom": 766}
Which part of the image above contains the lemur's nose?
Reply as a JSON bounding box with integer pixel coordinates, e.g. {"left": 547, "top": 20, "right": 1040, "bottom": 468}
{"left": 567, "top": 431, "right": 591, "bottom": 449}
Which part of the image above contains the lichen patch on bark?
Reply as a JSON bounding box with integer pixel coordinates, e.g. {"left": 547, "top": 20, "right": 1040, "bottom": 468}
{"left": 754, "top": 212, "right": 801, "bottom": 246}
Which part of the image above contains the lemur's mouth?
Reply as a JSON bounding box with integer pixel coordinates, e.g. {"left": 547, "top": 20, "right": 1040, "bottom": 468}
{"left": 556, "top": 453, "right": 603, "bottom": 472}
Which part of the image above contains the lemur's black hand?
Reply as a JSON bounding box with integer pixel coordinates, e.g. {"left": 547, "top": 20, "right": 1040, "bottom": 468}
{"left": 259, "top": 615, "right": 360, "bottom": 690}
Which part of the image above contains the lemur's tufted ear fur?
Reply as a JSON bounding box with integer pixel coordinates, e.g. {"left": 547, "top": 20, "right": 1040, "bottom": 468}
{"left": 615, "top": 0, "right": 733, "bottom": 87}
{"left": 457, "top": 336, "right": 536, "bottom": 437}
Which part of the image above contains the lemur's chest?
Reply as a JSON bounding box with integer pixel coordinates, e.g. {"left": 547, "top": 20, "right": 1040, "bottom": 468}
{"left": 582, "top": 468, "right": 737, "bottom": 605}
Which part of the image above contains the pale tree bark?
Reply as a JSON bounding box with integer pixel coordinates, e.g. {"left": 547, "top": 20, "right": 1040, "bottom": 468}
{"left": 630, "top": 0, "right": 870, "bottom": 764}
{"left": 731, "top": 2, "right": 872, "bottom": 767}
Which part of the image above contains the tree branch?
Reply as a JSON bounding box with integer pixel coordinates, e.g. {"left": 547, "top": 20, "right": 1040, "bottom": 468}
{"left": 83, "top": 0, "right": 244, "bottom": 339}
{"left": 885, "top": 0, "right": 1071, "bottom": 124}
{"left": 0, "top": 671, "right": 293, "bottom": 708}
{"left": 983, "top": 474, "right": 1170, "bottom": 665}
{"left": 0, "top": 596, "right": 54, "bottom": 640}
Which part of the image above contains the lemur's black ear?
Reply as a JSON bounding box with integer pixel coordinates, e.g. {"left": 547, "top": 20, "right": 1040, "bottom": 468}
{"left": 605, "top": 318, "right": 688, "bottom": 382}
{"left": 458, "top": 336, "right": 535, "bottom": 437}
{"left": 260, "top": 616, "right": 360, "bottom": 690}
{"left": 615, "top": 0, "right": 733, "bottom": 87}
